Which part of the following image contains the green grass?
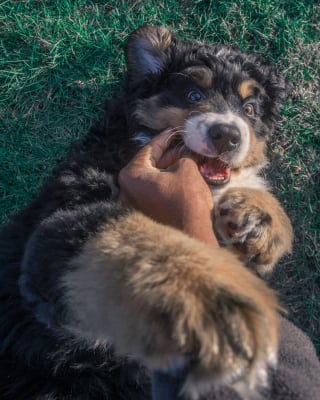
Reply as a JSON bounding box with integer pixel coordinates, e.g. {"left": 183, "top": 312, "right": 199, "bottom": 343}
{"left": 1, "top": 0, "right": 319, "bottom": 351}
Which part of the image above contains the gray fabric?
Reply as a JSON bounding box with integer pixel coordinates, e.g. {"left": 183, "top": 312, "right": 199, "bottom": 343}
{"left": 152, "top": 316, "right": 320, "bottom": 400}
{"left": 265, "top": 317, "right": 320, "bottom": 399}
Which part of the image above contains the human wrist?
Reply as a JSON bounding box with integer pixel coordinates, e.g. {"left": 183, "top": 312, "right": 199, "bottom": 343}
{"left": 182, "top": 210, "right": 219, "bottom": 247}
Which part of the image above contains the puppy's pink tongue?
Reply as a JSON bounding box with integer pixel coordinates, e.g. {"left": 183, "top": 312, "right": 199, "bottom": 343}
{"left": 199, "top": 158, "right": 230, "bottom": 185}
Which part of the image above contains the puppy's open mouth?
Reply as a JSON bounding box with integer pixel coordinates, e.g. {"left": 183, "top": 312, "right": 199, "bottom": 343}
{"left": 198, "top": 156, "right": 231, "bottom": 186}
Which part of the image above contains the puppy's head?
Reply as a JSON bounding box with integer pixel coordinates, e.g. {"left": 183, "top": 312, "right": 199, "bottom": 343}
{"left": 125, "top": 26, "right": 286, "bottom": 185}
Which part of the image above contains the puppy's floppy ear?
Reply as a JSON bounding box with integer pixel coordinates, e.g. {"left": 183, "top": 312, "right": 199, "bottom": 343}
{"left": 243, "top": 54, "right": 287, "bottom": 130}
{"left": 125, "top": 26, "right": 174, "bottom": 81}
{"left": 265, "top": 68, "right": 287, "bottom": 106}
{"left": 264, "top": 68, "right": 288, "bottom": 128}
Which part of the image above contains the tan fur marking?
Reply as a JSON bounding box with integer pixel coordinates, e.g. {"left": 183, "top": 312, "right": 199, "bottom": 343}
{"left": 135, "top": 99, "right": 189, "bottom": 130}
{"left": 153, "top": 107, "right": 189, "bottom": 130}
{"left": 239, "top": 124, "right": 267, "bottom": 169}
{"left": 238, "top": 79, "right": 265, "bottom": 100}
{"left": 149, "top": 26, "right": 172, "bottom": 50}
{"left": 136, "top": 26, "right": 172, "bottom": 51}
{"left": 183, "top": 66, "right": 213, "bottom": 89}
{"left": 191, "top": 102, "right": 215, "bottom": 113}
{"left": 63, "top": 212, "right": 279, "bottom": 397}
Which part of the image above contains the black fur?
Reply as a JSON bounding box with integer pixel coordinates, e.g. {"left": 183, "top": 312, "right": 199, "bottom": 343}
{"left": 0, "top": 26, "right": 285, "bottom": 399}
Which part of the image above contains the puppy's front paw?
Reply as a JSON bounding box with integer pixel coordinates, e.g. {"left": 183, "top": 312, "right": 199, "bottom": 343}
{"left": 129, "top": 245, "right": 279, "bottom": 399}
{"left": 215, "top": 189, "right": 280, "bottom": 274}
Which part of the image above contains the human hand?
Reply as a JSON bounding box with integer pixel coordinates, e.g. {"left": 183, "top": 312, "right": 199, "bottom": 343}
{"left": 118, "top": 129, "right": 218, "bottom": 246}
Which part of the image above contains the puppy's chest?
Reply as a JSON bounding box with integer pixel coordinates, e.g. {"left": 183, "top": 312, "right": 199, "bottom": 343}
{"left": 210, "top": 168, "right": 269, "bottom": 203}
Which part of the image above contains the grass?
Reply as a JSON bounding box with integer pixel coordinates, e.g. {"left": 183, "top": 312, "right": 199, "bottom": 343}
{"left": 1, "top": 0, "right": 319, "bottom": 351}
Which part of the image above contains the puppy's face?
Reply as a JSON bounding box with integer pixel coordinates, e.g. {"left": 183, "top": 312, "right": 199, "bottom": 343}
{"left": 125, "top": 26, "right": 286, "bottom": 186}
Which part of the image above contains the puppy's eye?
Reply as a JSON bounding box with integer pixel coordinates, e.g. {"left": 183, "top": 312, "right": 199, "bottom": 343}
{"left": 188, "top": 90, "right": 204, "bottom": 102}
{"left": 243, "top": 103, "right": 255, "bottom": 116}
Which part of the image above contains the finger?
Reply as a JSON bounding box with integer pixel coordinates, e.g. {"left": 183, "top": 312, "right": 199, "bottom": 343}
{"left": 148, "top": 129, "right": 178, "bottom": 167}
{"left": 169, "top": 155, "right": 199, "bottom": 173}
{"left": 156, "top": 140, "right": 200, "bottom": 169}
{"left": 156, "top": 147, "right": 181, "bottom": 169}
{"left": 129, "top": 129, "right": 177, "bottom": 171}
{"left": 179, "top": 150, "right": 198, "bottom": 163}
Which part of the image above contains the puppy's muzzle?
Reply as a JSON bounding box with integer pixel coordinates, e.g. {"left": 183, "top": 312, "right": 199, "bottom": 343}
{"left": 208, "top": 123, "right": 241, "bottom": 155}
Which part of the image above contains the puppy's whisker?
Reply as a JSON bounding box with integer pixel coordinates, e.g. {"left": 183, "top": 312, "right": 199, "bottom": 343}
{"left": 172, "top": 126, "right": 187, "bottom": 133}
{"left": 189, "top": 110, "right": 203, "bottom": 117}
{"left": 171, "top": 133, "right": 186, "bottom": 141}
{"left": 170, "top": 126, "right": 185, "bottom": 136}
{"left": 163, "top": 127, "right": 187, "bottom": 147}
{"left": 178, "top": 144, "right": 189, "bottom": 158}
{"left": 165, "top": 131, "right": 180, "bottom": 147}
{"left": 171, "top": 72, "right": 189, "bottom": 79}
{"left": 171, "top": 127, "right": 187, "bottom": 136}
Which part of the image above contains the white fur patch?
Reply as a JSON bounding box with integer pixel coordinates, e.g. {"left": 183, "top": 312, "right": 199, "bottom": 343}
{"left": 131, "top": 132, "right": 152, "bottom": 147}
{"left": 211, "top": 166, "right": 269, "bottom": 203}
{"left": 184, "top": 112, "right": 250, "bottom": 167}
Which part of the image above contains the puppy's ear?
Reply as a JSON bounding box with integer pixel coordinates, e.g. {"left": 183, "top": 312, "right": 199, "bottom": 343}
{"left": 243, "top": 54, "right": 287, "bottom": 130}
{"left": 264, "top": 68, "right": 287, "bottom": 129}
{"left": 265, "top": 68, "right": 287, "bottom": 107}
{"left": 125, "top": 26, "right": 174, "bottom": 81}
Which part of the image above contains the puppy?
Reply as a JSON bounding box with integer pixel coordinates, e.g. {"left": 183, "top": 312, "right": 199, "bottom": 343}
{"left": 130, "top": 27, "right": 293, "bottom": 276}
{"left": 0, "top": 26, "right": 293, "bottom": 400}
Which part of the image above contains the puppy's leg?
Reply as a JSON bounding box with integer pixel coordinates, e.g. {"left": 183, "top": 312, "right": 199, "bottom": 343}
{"left": 63, "top": 211, "right": 279, "bottom": 399}
{"left": 215, "top": 188, "right": 293, "bottom": 275}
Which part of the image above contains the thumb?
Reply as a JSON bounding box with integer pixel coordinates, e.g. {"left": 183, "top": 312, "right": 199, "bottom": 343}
{"left": 129, "top": 129, "right": 176, "bottom": 171}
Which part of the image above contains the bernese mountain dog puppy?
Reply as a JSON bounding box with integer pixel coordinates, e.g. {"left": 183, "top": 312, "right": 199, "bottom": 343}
{"left": 0, "top": 26, "right": 293, "bottom": 399}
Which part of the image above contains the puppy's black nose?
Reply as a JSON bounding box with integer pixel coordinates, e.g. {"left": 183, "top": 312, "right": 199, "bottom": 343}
{"left": 208, "top": 123, "right": 241, "bottom": 154}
